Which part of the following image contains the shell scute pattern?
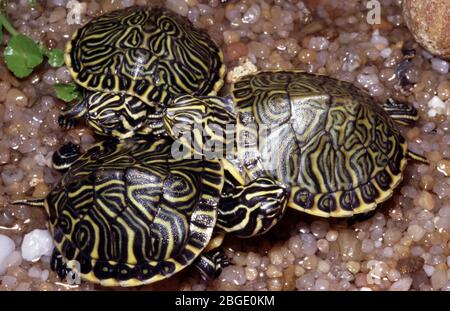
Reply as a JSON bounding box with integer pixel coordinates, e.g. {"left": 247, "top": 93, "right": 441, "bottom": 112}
{"left": 44, "top": 138, "right": 223, "bottom": 286}
{"left": 67, "top": 6, "right": 224, "bottom": 107}
{"left": 232, "top": 71, "right": 408, "bottom": 217}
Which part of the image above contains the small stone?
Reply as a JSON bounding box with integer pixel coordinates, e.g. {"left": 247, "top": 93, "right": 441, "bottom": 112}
{"left": 437, "top": 159, "right": 450, "bottom": 177}
{"left": 389, "top": 277, "right": 413, "bottom": 291}
{"left": 266, "top": 264, "right": 283, "bottom": 278}
{"left": 314, "top": 279, "right": 330, "bottom": 291}
{"left": 431, "top": 58, "right": 450, "bottom": 74}
{"left": 269, "top": 247, "right": 283, "bottom": 266}
{"left": 241, "top": 4, "right": 260, "bottom": 24}
{"left": 21, "top": 229, "right": 53, "bottom": 262}
{"left": 310, "top": 220, "right": 329, "bottom": 238}
{"left": 0, "top": 235, "right": 15, "bottom": 275}
{"left": 165, "top": 0, "right": 189, "bottom": 16}
{"left": 415, "top": 191, "right": 435, "bottom": 211}
{"left": 246, "top": 251, "right": 261, "bottom": 268}
{"left": 225, "top": 42, "right": 249, "bottom": 62}
{"left": 220, "top": 265, "right": 246, "bottom": 286}
{"left": 5, "top": 88, "right": 28, "bottom": 107}
{"left": 431, "top": 267, "right": 448, "bottom": 289}
{"left": 326, "top": 230, "right": 338, "bottom": 242}
{"left": 301, "top": 255, "right": 318, "bottom": 270}
{"left": 387, "top": 269, "right": 401, "bottom": 282}
{"left": 396, "top": 256, "right": 425, "bottom": 274}
{"left": 300, "top": 233, "right": 317, "bottom": 256}
{"left": 423, "top": 265, "right": 435, "bottom": 277}
{"left": 411, "top": 270, "right": 428, "bottom": 289}
{"left": 245, "top": 267, "right": 258, "bottom": 281}
{"left": 308, "top": 36, "right": 329, "bottom": 51}
{"left": 337, "top": 230, "right": 363, "bottom": 261}
{"left": 407, "top": 224, "right": 426, "bottom": 242}
{"left": 317, "top": 260, "right": 330, "bottom": 274}
{"left": 346, "top": 261, "right": 361, "bottom": 274}
{"left": 437, "top": 80, "right": 450, "bottom": 101}
{"left": 316, "top": 239, "right": 329, "bottom": 253}
{"left": 361, "top": 239, "right": 374, "bottom": 253}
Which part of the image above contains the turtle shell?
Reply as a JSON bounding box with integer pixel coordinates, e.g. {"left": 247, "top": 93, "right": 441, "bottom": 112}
{"left": 43, "top": 137, "right": 224, "bottom": 286}
{"left": 65, "top": 6, "right": 225, "bottom": 107}
{"left": 232, "top": 71, "right": 408, "bottom": 218}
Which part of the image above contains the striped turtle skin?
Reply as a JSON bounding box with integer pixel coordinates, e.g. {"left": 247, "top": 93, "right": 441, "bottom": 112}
{"left": 44, "top": 137, "right": 223, "bottom": 286}
{"left": 65, "top": 6, "right": 225, "bottom": 107}
{"left": 164, "top": 71, "right": 428, "bottom": 218}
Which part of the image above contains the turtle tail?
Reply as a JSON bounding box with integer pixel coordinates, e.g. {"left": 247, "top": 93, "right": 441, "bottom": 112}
{"left": 11, "top": 198, "right": 45, "bottom": 207}
{"left": 407, "top": 150, "right": 429, "bottom": 164}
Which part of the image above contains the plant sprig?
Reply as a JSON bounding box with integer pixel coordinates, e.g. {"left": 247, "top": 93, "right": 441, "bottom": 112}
{"left": 54, "top": 82, "right": 82, "bottom": 102}
{"left": 0, "top": 12, "right": 65, "bottom": 78}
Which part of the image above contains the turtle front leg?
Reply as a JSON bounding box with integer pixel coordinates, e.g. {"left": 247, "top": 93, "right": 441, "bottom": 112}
{"left": 52, "top": 142, "right": 82, "bottom": 170}
{"left": 51, "top": 248, "right": 69, "bottom": 280}
{"left": 194, "top": 248, "right": 230, "bottom": 280}
{"left": 58, "top": 95, "right": 88, "bottom": 129}
{"left": 383, "top": 98, "right": 429, "bottom": 164}
{"left": 383, "top": 98, "right": 419, "bottom": 126}
{"left": 218, "top": 169, "right": 288, "bottom": 238}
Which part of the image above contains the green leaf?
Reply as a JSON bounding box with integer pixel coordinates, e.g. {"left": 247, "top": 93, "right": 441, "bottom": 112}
{"left": 4, "top": 34, "right": 44, "bottom": 78}
{"left": 46, "top": 48, "right": 65, "bottom": 67}
{"left": 54, "top": 83, "right": 82, "bottom": 102}
{"left": 28, "top": 0, "right": 36, "bottom": 7}
{"left": 0, "top": 21, "right": 3, "bottom": 43}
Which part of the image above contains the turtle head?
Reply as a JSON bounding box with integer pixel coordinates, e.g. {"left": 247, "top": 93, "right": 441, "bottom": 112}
{"left": 217, "top": 176, "right": 288, "bottom": 238}
{"left": 164, "top": 95, "right": 236, "bottom": 158}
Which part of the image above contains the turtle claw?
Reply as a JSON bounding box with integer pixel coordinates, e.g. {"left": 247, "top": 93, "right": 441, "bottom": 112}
{"left": 58, "top": 115, "right": 78, "bottom": 129}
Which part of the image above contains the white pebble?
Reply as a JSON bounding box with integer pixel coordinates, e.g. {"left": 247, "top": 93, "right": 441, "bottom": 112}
{"left": 241, "top": 4, "right": 260, "bottom": 24}
{"left": 389, "top": 277, "right": 412, "bottom": 291}
{"left": 21, "top": 229, "right": 54, "bottom": 262}
{"left": 0, "top": 235, "right": 15, "bottom": 275}
{"left": 427, "top": 96, "right": 446, "bottom": 117}
{"left": 308, "top": 37, "right": 329, "bottom": 51}
{"left": 431, "top": 58, "right": 450, "bottom": 74}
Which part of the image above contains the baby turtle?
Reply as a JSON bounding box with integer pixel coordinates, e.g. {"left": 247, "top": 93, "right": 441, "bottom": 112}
{"left": 163, "top": 71, "right": 428, "bottom": 218}
{"left": 14, "top": 137, "right": 286, "bottom": 286}
{"left": 61, "top": 6, "right": 225, "bottom": 138}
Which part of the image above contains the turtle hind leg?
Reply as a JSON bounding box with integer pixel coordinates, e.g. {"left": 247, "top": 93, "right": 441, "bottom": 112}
{"left": 194, "top": 248, "right": 230, "bottom": 280}
{"left": 383, "top": 98, "right": 419, "bottom": 126}
{"left": 51, "top": 248, "right": 69, "bottom": 280}
{"left": 52, "top": 142, "right": 82, "bottom": 170}
{"left": 407, "top": 150, "right": 429, "bottom": 164}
